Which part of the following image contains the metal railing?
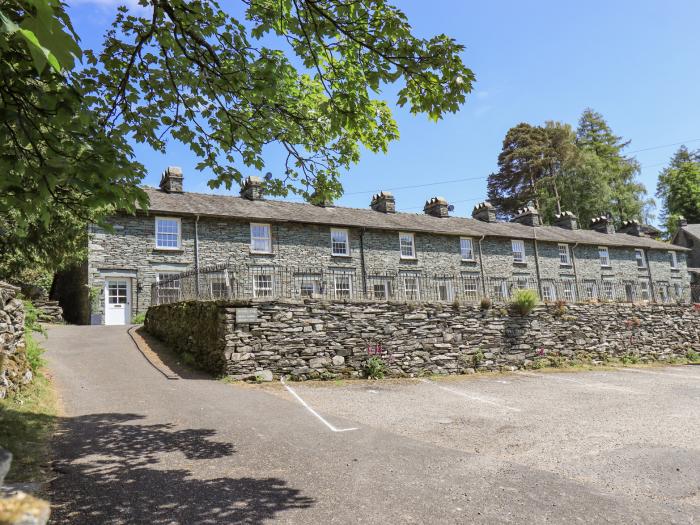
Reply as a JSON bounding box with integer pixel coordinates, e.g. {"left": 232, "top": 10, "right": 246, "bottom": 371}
{"left": 150, "top": 263, "right": 692, "bottom": 306}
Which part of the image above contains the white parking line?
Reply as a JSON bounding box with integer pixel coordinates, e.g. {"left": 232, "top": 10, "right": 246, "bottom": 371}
{"left": 518, "top": 371, "right": 638, "bottom": 393}
{"left": 280, "top": 376, "right": 358, "bottom": 433}
{"left": 419, "top": 379, "right": 521, "bottom": 412}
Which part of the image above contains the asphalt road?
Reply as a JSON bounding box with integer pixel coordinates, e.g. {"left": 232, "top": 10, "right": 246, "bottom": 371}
{"left": 44, "top": 325, "right": 700, "bottom": 524}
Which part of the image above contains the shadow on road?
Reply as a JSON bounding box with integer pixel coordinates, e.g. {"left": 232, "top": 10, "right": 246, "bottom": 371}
{"left": 31, "top": 411, "right": 315, "bottom": 524}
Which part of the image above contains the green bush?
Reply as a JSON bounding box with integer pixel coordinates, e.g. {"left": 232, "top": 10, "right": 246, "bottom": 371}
{"left": 22, "top": 300, "right": 46, "bottom": 372}
{"left": 132, "top": 312, "right": 146, "bottom": 324}
{"left": 510, "top": 289, "right": 538, "bottom": 316}
{"left": 480, "top": 296, "right": 492, "bottom": 310}
{"left": 686, "top": 350, "right": 700, "bottom": 363}
{"left": 364, "top": 357, "right": 386, "bottom": 379}
{"left": 472, "top": 350, "right": 485, "bottom": 367}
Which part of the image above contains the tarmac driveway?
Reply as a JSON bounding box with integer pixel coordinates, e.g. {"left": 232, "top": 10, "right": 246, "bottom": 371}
{"left": 43, "top": 325, "right": 700, "bottom": 524}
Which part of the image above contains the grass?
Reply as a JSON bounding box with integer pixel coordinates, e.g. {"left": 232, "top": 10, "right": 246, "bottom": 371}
{"left": 0, "top": 370, "right": 58, "bottom": 483}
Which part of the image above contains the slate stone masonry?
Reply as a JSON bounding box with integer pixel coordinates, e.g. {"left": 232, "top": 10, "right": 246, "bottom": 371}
{"left": 145, "top": 299, "right": 700, "bottom": 380}
{"left": 0, "top": 282, "right": 29, "bottom": 399}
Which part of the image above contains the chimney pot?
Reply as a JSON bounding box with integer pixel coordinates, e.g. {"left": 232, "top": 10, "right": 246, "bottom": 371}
{"left": 511, "top": 206, "right": 541, "bottom": 227}
{"left": 240, "top": 176, "right": 263, "bottom": 200}
{"left": 472, "top": 202, "right": 497, "bottom": 223}
{"left": 554, "top": 211, "right": 579, "bottom": 230}
{"left": 370, "top": 191, "right": 396, "bottom": 213}
{"left": 159, "top": 166, "right": 183, "bottom": 193}
{"left": 423, "top": 196, "right": 450, "bottom": 218}
{"left": 618, "top": 219, "right": 645, "bottom": 237}
{"left": 590, "top": 214, "right": 615, "bottom": 234}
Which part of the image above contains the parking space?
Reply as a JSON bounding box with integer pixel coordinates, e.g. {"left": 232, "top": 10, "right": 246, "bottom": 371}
{"left": 271, "top": 366, "right": 700, "bottom": 510}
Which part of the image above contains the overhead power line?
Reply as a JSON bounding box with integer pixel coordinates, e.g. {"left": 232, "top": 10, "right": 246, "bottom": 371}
{"left": 344, "top": 175, "right": 488, "bottom": 196}
{"left": 628, "top": 138, "right": 700, "bottom": 154}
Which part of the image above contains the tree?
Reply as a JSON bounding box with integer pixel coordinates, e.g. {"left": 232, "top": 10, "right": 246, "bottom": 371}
{"left": 0, "top": 0, "right": 474, "bottom": 279}
{"left": 85, "top": 0, "right": 474, "bottom": 201}
{"left": 488, "top": 109, "right": 653, "bottom": 227}
{"left": 656, "top": 146, "right": 700, "bottom": 237}
{"left": 575, "top": 108, "right": 653, "bottom": 224}
{"left": 486, "top": 122, "right": 578, "bottom": 222}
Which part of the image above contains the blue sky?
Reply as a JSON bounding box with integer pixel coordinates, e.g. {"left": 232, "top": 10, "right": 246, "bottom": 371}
{"left": 67, "top": 0, "right": 700, "bottom": 223}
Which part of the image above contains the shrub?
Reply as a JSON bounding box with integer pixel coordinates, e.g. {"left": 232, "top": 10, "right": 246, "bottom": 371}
{"left": 510, "top": 289, "right": 538, "bottom": 316}
{"left": 480, "top": 297, "right": 492, "bottom": 310}
{"left": 532, "top": 358, "right": 547, "bottom": 369}
{"left": 621, "top": 353, "right": 640, "bottom": 365}
{"left": 686, "top": 350, "right": 700, "bottom": 363}
{"left": 364, "top": 357, "right": 386, "bottom": 379}
{"left": 472, "top": 350, "right": 485, "bottom": 367}
{"left": 132, "top": 312, "right": 146, "bottom": 324}
{"left": 553, "top": 299, "right": 567, "bottom": 316}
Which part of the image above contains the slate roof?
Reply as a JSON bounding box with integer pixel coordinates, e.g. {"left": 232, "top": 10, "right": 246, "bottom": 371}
{"left": 143, "top": 187, "right": 686, "bottom": 252}
{"left": 680, "top": 224, "right": 700, "bottom": 239}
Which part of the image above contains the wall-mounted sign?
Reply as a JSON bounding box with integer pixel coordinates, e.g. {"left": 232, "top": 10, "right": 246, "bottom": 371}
{"left": 236, "top": 307, "right": 259, "bottom": 323}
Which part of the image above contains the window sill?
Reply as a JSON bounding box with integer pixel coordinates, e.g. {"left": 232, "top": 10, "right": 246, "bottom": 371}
{"left": 331, "top": 254, "right": 352, "bottom": 258}
{"left": 400, "top": 256, "right": 417, "bottom": 261}
{"left": 513, "top": 261, "right": 527, "bottom": 266}
{"left": 671, "top": 268, "right": 680, "bottom": 272}
{"left": 559, "top": 263, "right": 572, "bottom": 267}
{"left": 153, "top": 248, "right": 184, "bottom": 254}
{"left": 600, "top": 265, "right": 612, "bottom": 269}
{"left": 250, "top": 251, "right": 274, "bottom": 256}
{"left": 461, "top": 258, "right": 476, "bottom": 263}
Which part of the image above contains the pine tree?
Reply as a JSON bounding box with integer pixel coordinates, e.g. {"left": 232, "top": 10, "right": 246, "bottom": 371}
{"left": 656, "top": 146, "right": 700, "bottom": 237}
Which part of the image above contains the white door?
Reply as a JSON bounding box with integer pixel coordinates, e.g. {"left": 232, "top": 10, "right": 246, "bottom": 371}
{"left": 105, "top": 280, "right": 131, "bottom": 325}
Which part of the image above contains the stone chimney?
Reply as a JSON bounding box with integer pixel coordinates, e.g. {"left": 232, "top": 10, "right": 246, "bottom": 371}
{"left": 554, "top": 211, "right": 579, "bottom": 230}
{"left": 511, "top": 206, "right": 541, "bottom": 227}
{"left": 159, "top": 166, "right": 183, "bottom": 193}
{"left": 370, "top": 191, "right": 396, "bottom": 213}
{"left": 423, "top": 197, "right": 449, "bottom": 218}
{"left": 472, "top": 202, "right": 497, "bottom": 223}
{"left": 618, "top": 219, "right": 645, "bottom": 237}
{"left": 590, "top": 214, "right": 615, "bottom": 234}
{"left": 240, "top": 176, "right": 263, "bottom": 201}
{"left": 678, "top": 216, "right": 688, "bottom": 229}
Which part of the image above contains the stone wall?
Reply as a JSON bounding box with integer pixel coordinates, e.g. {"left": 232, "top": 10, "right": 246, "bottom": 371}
{"left": 0, "top": 283, "right": 30, "bottom": 399}
{"left": 144, "top": 301, "right": 227, "bottom": 374}
{"left": 145, "top": 299, "right": 700, "bottom": 380}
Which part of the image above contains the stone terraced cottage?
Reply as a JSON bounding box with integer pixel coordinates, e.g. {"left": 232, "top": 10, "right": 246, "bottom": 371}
{"left": 83, "top": 167, "right": 690, "bottom": 325}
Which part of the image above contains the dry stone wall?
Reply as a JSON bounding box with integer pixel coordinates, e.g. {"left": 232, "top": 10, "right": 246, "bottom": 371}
{"left": 0, "top": 283, "right": 29, "bottom": 399}
{"left": 146, "top": 299, "right": 700, "bottom": 380}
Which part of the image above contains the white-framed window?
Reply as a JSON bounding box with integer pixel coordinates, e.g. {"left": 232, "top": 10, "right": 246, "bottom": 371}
{"left": 583, "top": 280, "right": 598, "bottom": 300}
{"left": 253, "top": 273, "right": 273, "bottom": 297}
{"left": 558, "top": 244, "right": 571, "bottom": 265}
{"left": 658, "top": 283, "right": 669, "bottom": 303}
{"left": 669, "top": 251, "right": 679, "bottom": 269}
{"left": 399, "top": 232, "right": 416, "bottom": 259}
{"left": 674, "top": 283, "right": 683, "bottom": 299}
{"left": 463, "top": 274, "right": 479, "bottom": 300}
{"left": 155, "top": 217, "right": 181, "bottom": 250}
{"left": 371, "top": 280, "right": 391, "bottom": 300}
{"left": 435, "top": 278, "right": 454, "bottom": 302}
{"left": 541, "top": 281, "right": 556, "bottom": 302}
{"left": 210, "top": 272, "right": 229, "bottom": 298}
{"left": 492, "top": 279, "right": 508, "bottom": 300}
{"left": 512, "top": 239, "right": 525, "bottom": 263}
{"left": 599, "top": 246, "right": 610, "bottom": 267}
{"left": 635, "top": 249, "right": 646, "bottom": 269}
{"left": 296, "top": 274, "right": 321, "bottom": 298}
{"left": 332, "top": 273, "right": 352, "bottom": 299}
{"left": 156, "top": 272, "right": 181, "bottom": 303}
{"left": 639, "top": 279, "right": 651, "bottom": 301}
{"left": 402, "top": 274, "right": 420, "bottom": 300}
{"left": 460, "top": 237, "right": 474, "bottom": 261}
{"left": 602, "top": 280, "right": 614, "bottom": 300}
{"left": 330, "top": 228, "right": 350, "bottom": 256}
{"left": 250, "top": 223, "right": 272, "bottom": 253}
{"left": 563, "top": 280, "right": 576, "bottom": 302}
